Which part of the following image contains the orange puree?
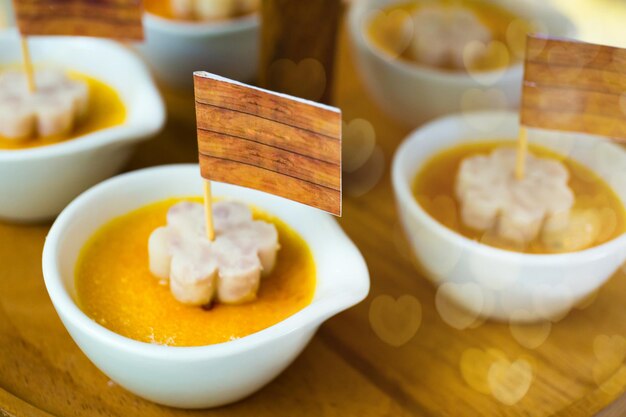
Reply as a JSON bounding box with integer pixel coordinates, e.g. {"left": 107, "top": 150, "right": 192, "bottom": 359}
{"left": 144, "top": 0, "right": 254, "bottom": 21}
{"left": 413, "top": 141, "right": 626, "bottom": 254}
{"left": 75, "top": 197, "right": 316, "bottom": 347}
{"left": 0, "top": 70, "right": 125, "bottom": 150}
{"left": 367, "top": 0, "right": 532, "bottom": 72}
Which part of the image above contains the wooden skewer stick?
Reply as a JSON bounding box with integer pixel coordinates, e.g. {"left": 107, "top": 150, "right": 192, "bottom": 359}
{"left": 203, "top": 180, "right": 215, "bottom": 241}
{"left": 20, "top": 36, "right": 36, "bottom": 93}
{"left": 515, "top": 127, "right": 528, "bottom": 180}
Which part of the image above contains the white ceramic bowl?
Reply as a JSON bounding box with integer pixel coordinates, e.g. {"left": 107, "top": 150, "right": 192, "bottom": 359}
{"left": 42, "top": 164, "right": 369, "bottom": 408}
{"left": 0, "top": 30, "right": 165, "bottom": 222}
{"left": 392, "top": 111, "right": 626, "bottom": 322}
{"left": 0, "top": 0, "right": 14, "bottom": 28}
{"left": 135, "top": 11, "right": 259, "bottom": 90}
{"left": 348, "top": 0, "right": 576, "bottom": 127}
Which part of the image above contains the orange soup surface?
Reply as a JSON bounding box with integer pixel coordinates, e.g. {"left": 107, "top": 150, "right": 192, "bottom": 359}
{"left": 76, "top": 197, "right": 316, "bottom": 346}
{"left": 367, "top": 0, "right": 532, "bottom": 72}
{"left": 0, "top": 69, "right": 125, "bottom": 150}
{"left": 144, "top": 0, "right": 255, "bottom": 21}
{"left": 413, "top": 141, "right": 626, "bottom": 254}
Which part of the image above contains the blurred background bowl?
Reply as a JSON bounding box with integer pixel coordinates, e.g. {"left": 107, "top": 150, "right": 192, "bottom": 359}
{"left": 42, "top": 164, "right": 370, "bottom": 408}
{"left": 135, "top": 11, "right": 260, "bottom": 91}
{"left": 347, "top": 0, "right": 577, "bottom": 128}
{"left": 0, "top": 30, "right": 164, "bottom": 222}
{"left": 392, "top": 111, "right": 626, "bottom": 322}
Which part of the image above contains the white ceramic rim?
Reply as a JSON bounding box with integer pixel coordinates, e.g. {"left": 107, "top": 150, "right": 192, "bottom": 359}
{"left": 0, "top": 30, "right": 165, "bottom": 162}
{"left": 143, "top": 9, "right": 259, "bottom": 36}
{"left": 348, "top": 0, "right": 577, "bottom": 85}
{"left": 42, "top": 164, "right": 368, "bottom": 361}
{"left": 391, "top": 110, "right": 626, "bottom": 265}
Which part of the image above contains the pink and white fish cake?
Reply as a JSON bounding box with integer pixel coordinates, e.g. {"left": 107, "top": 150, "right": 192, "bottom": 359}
{"left": 0, "top": 69, "right": 89, "bottom": 140}
{"left": 170, "top": 0, "right": 258, "bottom": 20}
{"left": 408, "top": 5, "right": 492, "bottom": 70}
{"left": 455, "top": 148, "right": 574, "bottom": 245}
{"left": 148, "top": 201, "right": 280, "bottom": 306}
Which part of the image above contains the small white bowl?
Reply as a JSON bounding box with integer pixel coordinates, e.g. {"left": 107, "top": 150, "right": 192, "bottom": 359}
{"left": 0, "top": 30, "right": 165, "bottom": 222}
{"left": 42, "top": 164, "right": 369, "bottom": 408}
{"left": 347, "top": 0, "right": 576, "bottom": 127}
{"left": 0, "top": 0, "right": 14, "bottom": 28}
{"left": 135, "top": 11, "right": 259, "bottom": 90}
{"left": 392, "top": 111, "right": 626, "bottom": 322}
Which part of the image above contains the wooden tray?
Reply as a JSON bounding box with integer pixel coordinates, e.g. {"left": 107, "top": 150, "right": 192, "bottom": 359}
{"left": 2, "top": 23, "right": 626, "bottom": 417}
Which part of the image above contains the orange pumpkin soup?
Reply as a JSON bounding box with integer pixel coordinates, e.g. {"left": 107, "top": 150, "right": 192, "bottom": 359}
{"left": 76, "top": 197, "right": 316, "bottom": 346}
{"left": 0, "top": 69, "right": 125, "bottom": 150}
{"left": 367, "top": 0, "right": 533, "bottom": 72}
{"left": 144, "top": 0, "right": 256, "bottom": 21}
{"left": 413, "top": 141, "right": 626, "bottom": 254}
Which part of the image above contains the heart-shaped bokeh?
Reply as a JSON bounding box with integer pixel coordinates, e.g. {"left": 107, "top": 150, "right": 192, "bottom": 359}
{"left": 593, "top": 334, "right": 626, "bottom": 386}
{"left": 364, "top": 8, "right": 414, "bottom": 59}
{"left": 460, "top": 348, "right": 508, "bottom": 395}
{"left": 463, "top": 40, "right": 510, "bottom": 85}
{"left": 344, "top": 146, "right": 386, "bottom": 197}
{"left": 369, "top": 294, "right": 422, "bottom": 347}
{"left": 488, "top": 357, "right": 533, "bottom": 405}
{"left": 267, "top": 58, "right": 327, "bottom": 102}
{"left": 342, "top": 118, "right": 377, "bottom": 173}
{"left": 435, "top": 282, "right": 486, "bottom": 330}
{"left": 509, "top": 310, "right": 552, "bottom": 349}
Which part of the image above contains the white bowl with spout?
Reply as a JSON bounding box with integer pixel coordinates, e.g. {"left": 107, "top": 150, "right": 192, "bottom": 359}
{"left": 0, "top": 30, "right": 165, "bottom": 222}
{"left": 42, "top": 164, "right": 370, "bottom": 408}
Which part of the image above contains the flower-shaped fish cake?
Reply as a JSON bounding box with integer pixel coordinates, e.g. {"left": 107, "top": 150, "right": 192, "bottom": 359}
{"left": 0, "top": 69, "right": 89, "bottom": 140}
{"left": 171, "top": 0, "right": 258, "bottom": 20}
{"left": 148, "top": 201, "right": 280, "bottom": 306}
{"left": 408, "top": 5, "right": 492, "bottom": 69}
{"left": 455, "top": 148, "right": 574, "bottom": 244}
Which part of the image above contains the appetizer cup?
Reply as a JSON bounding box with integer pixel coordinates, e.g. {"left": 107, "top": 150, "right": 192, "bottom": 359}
{"left": 0, "top": 30, "right": 164, "bottom": 222}
{"left": 347, "top": 0, "right": 576, "bottom": 127}
{"left": 42, "top": 164, "right": 369, "bottom": 408}
{"left": 136, "top": 11, "right": 259, "bottom": 90}
{"left": 392, "top": 111, "right": 626, "bottom": 322}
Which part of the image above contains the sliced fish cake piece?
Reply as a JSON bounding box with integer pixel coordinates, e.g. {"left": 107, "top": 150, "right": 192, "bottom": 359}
{"left": 148, "top": 226, "right": 173, "bottom": 281}
{"left": 171, "top": 0, "right": 238, "bottom": 20}
{"left": 455, "top": 147, "right": 574, "bottom": 245}
{"left": 409, "top": 5, "right": 492, "bottom": 69}
{"left": 196, "top": 0, "right": 237, "bottom": 20}
{"left": 33, "top": 94, "right": 75, "bottom": 137}
{"left": 171, "top": 0, "right": 196, "bottom": 19}
{"left": 148, "top": 200, "right": 280, "bottom": 306}
{"left": 0, "top": 99, "right": 36, "bottom": 140}
{"left": 170, "top": 238, "right": 218, "bottom": 306}
{"left": 0, "top": 69, "right": 89, "bottom": 140}
{"left": 166, "top": 200, "right": 253, "bottom": 238}
{"left": 213, "top": 200, "right": 253, "bottom": 234}
{"left": 167, "top": 201, "right": 206, "bottom": 239}
{"left": 226, "top": 221, "right": 279, "bottom": 274}
{"left": 213, "top": 236, "right": 261, "bottom": 304}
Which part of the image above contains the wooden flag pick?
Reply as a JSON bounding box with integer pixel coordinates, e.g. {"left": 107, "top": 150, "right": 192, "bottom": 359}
{"left": 12, "top": 0, "right": 144, "bottom": 40}
{"left": 517, "top": 35, "right": 626, "bottom": 178}
{"left": 193, "top": 72, "right": 342, "bottom": 217}
{"left": 204, "top": 181, "right": 215, "bottom": 241}
{"left": 20, "top": 36, "right": 35, "bottom": 93}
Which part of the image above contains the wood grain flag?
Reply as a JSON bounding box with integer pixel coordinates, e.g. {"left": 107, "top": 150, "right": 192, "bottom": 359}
{"left": 13, "top": 0, "right": 143, "bottom": 40}
{"left": 521, "top": 35, "right": 626, "bottom": 141}
{"left": 194, "top": 72, "right": 342, "bottom": 216}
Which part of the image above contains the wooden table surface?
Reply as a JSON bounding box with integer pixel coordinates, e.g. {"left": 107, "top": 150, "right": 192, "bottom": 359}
{"left": 2, "top": 4, "right": 626, "bottom": 416}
